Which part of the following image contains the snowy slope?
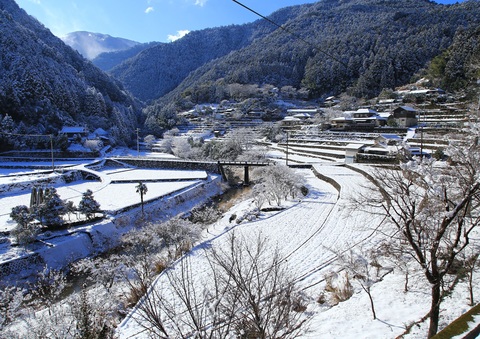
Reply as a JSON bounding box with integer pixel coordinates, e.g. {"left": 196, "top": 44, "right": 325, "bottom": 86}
{"left": 117, "top": 164, "right": 480, "bottom": 338}
{"left": 117, "top": 165, "right": 389, "bottom": 337}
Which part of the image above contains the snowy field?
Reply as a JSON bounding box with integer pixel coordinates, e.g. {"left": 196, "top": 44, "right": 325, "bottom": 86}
{"left": 2, "top": 148, "right": 479, "bottom": 338}
{"left": 104, "top": 168, "right": 208, "bottom": 181}
{"left": 0, "top": 166, "right": 208, "bottom": 233}
{"left": 0, "top": 152, "right": 210, "bottom": 236}
{"left": 117, "top": 163, "right": 480, "bottom": 339}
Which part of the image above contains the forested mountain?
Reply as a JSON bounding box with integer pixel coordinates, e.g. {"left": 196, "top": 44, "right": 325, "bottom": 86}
{"left": 109, "top": 5, "right": 304, "bottom": 102}
{"left": 111, "top": 0, "right": 480, "bottom": 133}
{"left": 0, "top": 0, "right": 142, "bottom": 150}
{"left": 425, "top": 25, "right": 480, "bottom": 93}
{"left": 92, "top": 41, "right": 161, "bottom": 72}
{"left": 61, "top": 31, "right": 140, "bottom": 60}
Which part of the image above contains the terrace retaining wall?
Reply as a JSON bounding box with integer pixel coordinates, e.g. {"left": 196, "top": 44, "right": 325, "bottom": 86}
{"left": 0, "top": 176, "right": 223, "bottom": 282}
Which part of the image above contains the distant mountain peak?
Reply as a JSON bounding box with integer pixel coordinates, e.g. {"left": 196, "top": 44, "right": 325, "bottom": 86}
{"left": 61, "top": 31, "right": 140, "bottom": 60}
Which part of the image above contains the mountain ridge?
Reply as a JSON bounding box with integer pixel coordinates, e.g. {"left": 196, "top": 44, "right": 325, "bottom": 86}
{"left": 106, "top": 0, "right": 480, "bottom": 104}
{"left": 0, "top": 0, "right": 142, "bottom": 150}
{"left": 115, "top": 0, "right": 479, "bottom": 133}
{"left": 61, "top": 31, "right": 140, "bottom": 60}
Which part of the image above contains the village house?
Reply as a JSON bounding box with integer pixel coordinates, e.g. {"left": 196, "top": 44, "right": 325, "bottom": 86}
{"left": 281, "top": 111, "right": 316, "bottom": 126}
{"left": 330, "top": 116, "right": 354, "bottom": 130}
{"left": 286, "top": 108, "right": 323, "bottom": 116}
{"left": 90, "top": 128, "right": 111, "bottom": 145}
{"left": 331, "top": 108, "right": 387, "bottom": 130}
{"left": 59, "top": 126, "right": 88, "bottom": 141}
{"left": 351, "top": 108, "right": 387, "bottom": 128}
{"left": 393, "top": 106, "right": 418, "bottom": 127}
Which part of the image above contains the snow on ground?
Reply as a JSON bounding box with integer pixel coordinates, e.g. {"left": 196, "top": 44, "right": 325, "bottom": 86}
{"left": 0, "top": 166, "right": 208, "bottom": 232}
{"left": 117, "top": 164, "right": 390, "bottom": 338}
{"left": 0, "top": 157, "right": 212, "bottom": 272}
{"left": 105, "top": 168, "right": 208, "bottom": 181}
{"left": 2, "top": 148, "right": 479, "bottom": 338}
{"left": 117, "top": 162, "right": 480, "bottom": 339}
{"left": 58, "top": 180, "right": 201, "bottom": 211}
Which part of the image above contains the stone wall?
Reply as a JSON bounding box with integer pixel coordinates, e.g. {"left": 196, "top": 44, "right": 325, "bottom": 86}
{"left": 113, "top": 157, "right": 221, "bottom": 174}
{"left": 0, "top": 176, "right": 223, "bottom": 281}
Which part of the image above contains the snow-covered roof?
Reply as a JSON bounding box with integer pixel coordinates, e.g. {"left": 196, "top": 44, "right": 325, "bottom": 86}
{"left": 94, "top": 128, "right": 108, "bottom": 136}
{"left": 60, "top": 126, "right": 87, "bottom": 134}
{"left": 355, "top": 108, "right": 378, "bottom": 114}
{"left": 354, "top": 116, "right": 386, "bottom": 121}
{"left": 331, "top": 117, "right": 353, "bottom": 122}
{"left": 345, "top": 143, "right": 365, "bottom": 150}
{"left": 379, "top": 134, "right": 402, "bottom": 140}
{"left": 378, "top": 112, "right": 392, "bottom": 118}
{"left": 398, "top": 106, "right": 417, "bottom": 112}
{"left": 283, "top": 116, "right": 301, "bottom": 122}
{"left": 292, "top": 113, "right": 312, "bottom": 119}
{"left": 287, "top": 108, "right": 320, "bottom": 114}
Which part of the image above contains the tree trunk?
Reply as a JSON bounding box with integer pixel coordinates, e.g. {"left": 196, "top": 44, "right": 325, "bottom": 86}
{"left": 367, "top": 289, "right": 376, "bottom": 320}
{"left": 468, "top": 272, "right": 474, "bottom": 306}
{"left": 404, "top": 271, "right": 409, "bottom": 293}
{"left": 428, "top": 283, "right": 441, "bottom": 338}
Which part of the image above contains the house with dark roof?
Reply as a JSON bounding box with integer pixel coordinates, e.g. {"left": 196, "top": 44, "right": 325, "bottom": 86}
{"left": 59, "top": 126, "right": 88, "bottom": 141}
{"left": 393, "top": 106, "right": 418, "bottom": 127}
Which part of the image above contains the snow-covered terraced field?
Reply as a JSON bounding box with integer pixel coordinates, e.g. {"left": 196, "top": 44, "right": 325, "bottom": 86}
{"left": 118, "top": 165, "right": 388, "bottom": 338}
{"left": 0, "top": 166, "right": 211, "bottom": 232}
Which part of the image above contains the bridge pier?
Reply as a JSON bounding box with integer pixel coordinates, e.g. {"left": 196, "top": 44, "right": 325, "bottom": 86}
{"left": 217, "top": 161, "right": 269, "bottom": 186}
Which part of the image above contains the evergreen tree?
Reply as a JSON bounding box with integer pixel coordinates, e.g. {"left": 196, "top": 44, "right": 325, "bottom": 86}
{"left": 10, "top": 205, "right": 38, "bottom": 245}
{"left": 135, "top": 182, "right": 148, "bottom": 217}
{"left": 78, "top": 189, "right": 101, "bottom": 220}
{"left": 35, "top": 187, "right": 66, "bottom": 228}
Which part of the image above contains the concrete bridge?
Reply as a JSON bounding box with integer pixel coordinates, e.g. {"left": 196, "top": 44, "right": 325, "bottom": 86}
{"left": 217, "top": 161, "right": 270, "bottom": 185}
{"left": 108, "top": 157, "right": 271, "bottom": 185}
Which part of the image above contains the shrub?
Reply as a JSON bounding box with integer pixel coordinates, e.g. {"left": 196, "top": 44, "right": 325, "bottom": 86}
{"left": 324, "top": 272, "right": 354, "bottom": 305}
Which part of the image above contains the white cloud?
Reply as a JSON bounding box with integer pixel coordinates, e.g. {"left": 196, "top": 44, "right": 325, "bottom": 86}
{"left": 194, "top": 0, "right": 207, "bottom": 6}
{"left": 167, "top": 30, "right": 190, "bottom": 42}
{"left": 145, "top": 6, "right": 154, "bottom": 14}
{"left": 28, "top": 0, "right": 41, "bottom": 4}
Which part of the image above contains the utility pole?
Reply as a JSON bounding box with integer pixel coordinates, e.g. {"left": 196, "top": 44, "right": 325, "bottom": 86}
{"left": 50, "top": 134, "right": 55, "bottom": 172}
{"left": 285, "top": 131, "right": 289, "bottom": 166}
{"left": 420, "top": 108, "right": 424, "bottom": 159}
{"left": 136, "top": 128, "right": 140, "bottom": 157}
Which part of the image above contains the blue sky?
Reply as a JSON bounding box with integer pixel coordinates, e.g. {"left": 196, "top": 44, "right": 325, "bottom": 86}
{"left": 14, "top": 0, "right": 466, "bottom": 43}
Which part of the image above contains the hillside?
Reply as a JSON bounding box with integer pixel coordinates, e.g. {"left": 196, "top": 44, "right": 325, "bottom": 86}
{"left": 61, "top": 31, "right": 140, "bottom": 60}
{"left": 108, "top": 0, "right": 480, "bottom": 133}
{"left": 92, "top": 41, "right": 161, "bottom": 72}
{"left": 108, "top": 5, "right": 304, "bottom": 102}
{"left": 0, "top": 0, "right": 142, "bottom": 150}
{"left": 116, "top": 163, "right": 480, "bottom": 338}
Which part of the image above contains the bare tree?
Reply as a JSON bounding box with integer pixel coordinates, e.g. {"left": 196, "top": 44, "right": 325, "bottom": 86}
{"left": 252, "top": 165, "right": 305, "bottom": 208}
{"left": 27, "top": 267, "right": 68, "bottom": 314}
{"left": 134, "top": 232, "right": 309, "bottom": 338}
{"left": 0, "top": 285, "right": 23, "bottom": 330}
{"left": 154, "top": 217, "right": 202, "bottom": 259}
{"left": 209, "top": 232, "right": 309, "bottom": 338}
{"left": 337, "top": 248, "right": 392, "bottom": 320}
{"left": 362, "top": 137, "right": 480, "bottom": 338}
{"left": 377, "top": 240, "right": 413, "bottom": 293}
{"left": 457, "top": 246, "right": 479, "bottom": 306}
{"left": 70, "top": 284, "right": 114, "bottom": 339}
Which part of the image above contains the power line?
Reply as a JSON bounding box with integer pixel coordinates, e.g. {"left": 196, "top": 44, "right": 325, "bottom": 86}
{"left": 0, "top": 131, "right": 56, "bottom": 171}
{"left": 0, "top": 131, "right": 53, "bottom": 138}
{"left": 231, "top": 0, "right": 349, "bottom": 69}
